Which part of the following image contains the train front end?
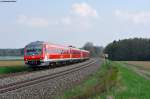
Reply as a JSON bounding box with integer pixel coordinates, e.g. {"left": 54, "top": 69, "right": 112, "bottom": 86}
{"left": 24, "top": 41, "right": 48, "bottom": 67}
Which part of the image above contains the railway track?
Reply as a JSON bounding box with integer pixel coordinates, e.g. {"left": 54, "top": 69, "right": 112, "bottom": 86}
{"left": 0, "top": 59, "right": 98, "bottom": 94}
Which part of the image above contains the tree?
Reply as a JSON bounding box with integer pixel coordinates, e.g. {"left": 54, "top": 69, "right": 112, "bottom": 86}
{"left": 82, "top": 42, "right": 103, "bottom": 57}
{"left": 0, "top": 48, "right": 24, "bottom": 56}
{"left": 104, "top": 38, "right": 150, "bottom": 61}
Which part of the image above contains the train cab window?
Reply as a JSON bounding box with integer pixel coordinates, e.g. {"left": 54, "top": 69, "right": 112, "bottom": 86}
{"left": 26, "top": 45, "right": 42, "bottom": 56}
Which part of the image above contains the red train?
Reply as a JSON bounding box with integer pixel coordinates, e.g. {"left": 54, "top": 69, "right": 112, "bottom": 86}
{"left": 24, "top": 41, "right": 90, "bottom": 67}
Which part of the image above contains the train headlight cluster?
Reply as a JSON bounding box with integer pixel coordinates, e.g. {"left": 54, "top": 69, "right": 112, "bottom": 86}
{"left": 25, "top": 60, "right": 28, "bottom": 63}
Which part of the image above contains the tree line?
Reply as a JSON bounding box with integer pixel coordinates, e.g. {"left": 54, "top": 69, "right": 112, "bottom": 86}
{"left": 104, "top": 38, "right": 150, "bottom": 61}
{"left": 0, "top": 48, "right": 24, "bottom": 56}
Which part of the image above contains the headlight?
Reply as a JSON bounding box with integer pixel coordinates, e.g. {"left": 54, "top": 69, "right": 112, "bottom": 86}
{"left": 25, "top": 61, "right": 28, "bottom": 63}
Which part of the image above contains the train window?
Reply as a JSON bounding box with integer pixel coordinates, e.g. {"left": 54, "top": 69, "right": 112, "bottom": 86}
{"left": 65, "top": 50, "right": 69, "bottom": 54}
{"left": 56, "top": 49, "right": 61, "bottom": 54}
{"left": 26, "top": 45, "right": 42, "bottom": 56}
{"left": 63, "top": 50, "right": 68, "bottom": 54}
{"left": 72, "top": 50, "right": 80, "bottom": 54}
{"left": 51, "top": 49, "right": 57, "bottom": 54}
{"left": 61, "top": 50, "right": 64, "bottom": 54}
{"left": 49, "top": 48, "right": 61, "bottom": 54}
{"left": 46, "top": 48, "right": 70, "bottom": 54}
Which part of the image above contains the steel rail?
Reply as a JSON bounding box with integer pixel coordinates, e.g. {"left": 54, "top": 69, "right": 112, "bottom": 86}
{"left": 0, "top": 59, "right": 98, "bottom": 94}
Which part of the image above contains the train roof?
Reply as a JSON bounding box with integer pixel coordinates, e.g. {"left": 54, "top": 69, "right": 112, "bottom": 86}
{"left": 25, "top": 41, "right": 70, "bottom": 49}
{"left": 25, "top": 41, "right": 45, "bottom": 47}
{"left": 80, "top": 49, "right": 89, "bottom": 53}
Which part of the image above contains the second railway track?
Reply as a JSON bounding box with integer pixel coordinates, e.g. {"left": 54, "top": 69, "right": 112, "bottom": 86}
{"left": 0, "top": 58, "right": 99, "bottom": 94}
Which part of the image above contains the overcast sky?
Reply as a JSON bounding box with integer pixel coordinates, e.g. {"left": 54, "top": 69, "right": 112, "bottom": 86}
{"left": 1, "top": 0, "right": 150, "bottom": 48}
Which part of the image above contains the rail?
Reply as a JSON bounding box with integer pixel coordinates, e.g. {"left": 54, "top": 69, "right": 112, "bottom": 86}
{"left": 0, "top": 59, "right": 98, "bottom": 94}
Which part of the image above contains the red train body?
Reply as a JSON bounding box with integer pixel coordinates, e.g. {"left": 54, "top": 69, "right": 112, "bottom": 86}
{"left": 24, "top": 41, "right": 90, "bottom": 67}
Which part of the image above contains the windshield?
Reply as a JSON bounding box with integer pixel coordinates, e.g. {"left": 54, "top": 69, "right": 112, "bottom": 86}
{"left": 25, "top": 45, "right": 42, "bottom": 56}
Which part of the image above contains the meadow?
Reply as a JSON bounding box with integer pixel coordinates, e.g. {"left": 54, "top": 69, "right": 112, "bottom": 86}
{"left": 0, "top": 60, "right": 30, "bottom": 74}
{"left": 101, "top": 61, "right": 150, "bottom": 99}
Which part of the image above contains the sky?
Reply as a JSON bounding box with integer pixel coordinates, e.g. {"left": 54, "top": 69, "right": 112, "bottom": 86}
{"left": 1, "top": 0, "right": 150, "bottom": 48}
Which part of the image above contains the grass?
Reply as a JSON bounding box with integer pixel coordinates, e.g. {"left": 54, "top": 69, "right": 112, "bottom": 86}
{"left": 0, "top": 66, "right": 30, "bottom": 74}
{"left": 0, "top": 60, "right": 31, "bottom": 74}
{"left": 97, "top": 62, "right": 150, "bottom": 99}
{"left": 56, "top": 60, "right": 118, "bottom": 99}
{"left": 56, "top": 60, "right": 150, "bottom": 99}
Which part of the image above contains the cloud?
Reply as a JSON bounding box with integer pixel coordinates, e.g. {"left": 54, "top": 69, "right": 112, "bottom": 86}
{"left": 61, "top": 16, "right": 72, "bottom": 25}
{"left": 71, "top": 2, "right": 98, "bottom": 17}
{"left": 17, "top": 3, "right": 99, "bottom": 31}
{"left": 115, "top": 10, "right": 150, "bottom": 24}
{"left": 60, "top": 2, "right": 99, "bottom": 30}
{"left": 17, "top": 15, "right": 49, "bottom": 28}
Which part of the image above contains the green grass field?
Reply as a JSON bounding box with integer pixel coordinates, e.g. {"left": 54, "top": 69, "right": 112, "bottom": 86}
{"left": 0, "top": 60, "right": 31, "bottom": 74}
{"left": 0, "top": 66, "right": 30, "bottom": 74}
{"left": 99, "top": 62, "right": 150, "bottom": 99}
{"left": 57, "top": 60, "right": 150, "bottom": 99}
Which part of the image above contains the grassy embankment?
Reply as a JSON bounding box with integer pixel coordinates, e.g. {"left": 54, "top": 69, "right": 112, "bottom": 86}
{"left": 57, "top": 60, "right": 150, "bottom": 99}
{"left": 0, "top": 60, "right": 30, "bottom": 74}
{"left": 56, "top": 60, "right": 118, "bottom": 99}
